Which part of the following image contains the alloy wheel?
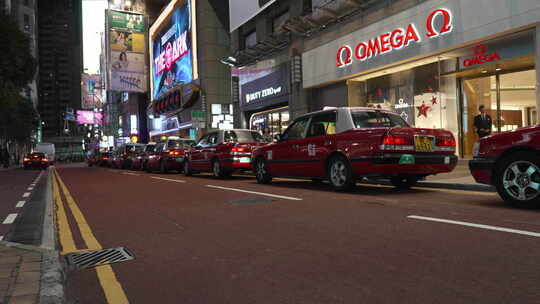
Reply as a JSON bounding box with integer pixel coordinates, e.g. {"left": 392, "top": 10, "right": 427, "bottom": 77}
{"left": 502, "top": 161, "right": 540, "bottom": 201}
{"left": 213, "top": 160, "right": 220, "bottom": 177}
{"left": 330, "top": 160, "right": 347, "bottom": 187}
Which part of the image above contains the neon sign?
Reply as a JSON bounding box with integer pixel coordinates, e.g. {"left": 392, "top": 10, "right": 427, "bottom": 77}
{"left": 337, "top": 8, "right": 453, "bottom": 68}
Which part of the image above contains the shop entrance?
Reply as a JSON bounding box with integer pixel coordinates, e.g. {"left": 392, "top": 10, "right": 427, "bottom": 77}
{"left": 461, "top": 69, "right": 537, "bottom": 157}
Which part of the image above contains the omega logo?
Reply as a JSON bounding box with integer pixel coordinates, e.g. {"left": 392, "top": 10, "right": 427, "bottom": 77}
{"left": 337, "top": 8, "right": 454, "bottom": 68}
{"left": 462, "top": 44, "right": 501, "bottom": 67}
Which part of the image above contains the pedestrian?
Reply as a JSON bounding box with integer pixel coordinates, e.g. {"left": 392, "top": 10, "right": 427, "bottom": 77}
{"left": 2, "top": 148, "right": 10, "bottom": 168}
{"left": 473, "top": 105, "right": 492, "bottom": 138}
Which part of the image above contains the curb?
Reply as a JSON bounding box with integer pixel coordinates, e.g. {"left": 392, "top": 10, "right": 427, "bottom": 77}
{"left": 416, "top": 181, "right": 496, "bottom": 192}
{"left": 363, "top": 180, "right": 496, "bottom": 192}
{"left": 39, "top": 168, "right": 66, "bottom": 304}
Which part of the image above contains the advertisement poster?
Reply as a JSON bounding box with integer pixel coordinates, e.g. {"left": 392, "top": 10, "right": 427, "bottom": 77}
{"left": 109, "top": 0, "right": 145, "bottom": 13}
{"left": 81, "top": 74, "right": 103, "bottom": 109}
{"left": 111, "top": 71, "right": 146, "bottom": 93}
{"left": 110, "top": 11, "right": 145, "bottom": 32}
{"left": 77, "top": 111, "right": 103, "bottom": 125}
{"left": 151, "top": 0, "right": 194, "bottom": 99}
{"left": 110, "top": 30, "right": 145, "bottom": 52}
{"left": 110, "top": 51, "right": 145, "bottom": 72}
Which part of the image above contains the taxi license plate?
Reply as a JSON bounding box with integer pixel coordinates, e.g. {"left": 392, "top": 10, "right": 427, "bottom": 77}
{"left": 414, "top": 136, "right": 434, "bottom": 152}
{"left": 239, "top": 157, "right": 251, "bottom": 163}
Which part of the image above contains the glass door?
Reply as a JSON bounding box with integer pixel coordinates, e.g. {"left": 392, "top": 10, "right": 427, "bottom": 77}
{"left": 461, "top": 69, "right": 537, "bottom": 158}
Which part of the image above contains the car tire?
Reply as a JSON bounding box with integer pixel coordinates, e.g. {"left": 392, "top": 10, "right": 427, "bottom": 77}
{"left": 390, "top": 176, "right": 419, "bottom": 189}
{"left": 495, "top": 151, "right": 540, "bottom": 208}
{"left": 160, "top": 161, "right": 168, "bottom": 174}
{"left": 327, "top": 155, "right": 354, "bottom": 191}
{"left": 255, "top": 157, "right": 272, "bottom": 184}
{"left": 145, "top": 162, "right": 152, "bottom": 173}
{"left": 184, "top": 160, "right": 193, "bottom": 176}
{"left": 212, "top": 159, "right": 227, "bottom": 178}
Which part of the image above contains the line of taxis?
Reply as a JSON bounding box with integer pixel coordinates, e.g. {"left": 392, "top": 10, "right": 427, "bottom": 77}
{"left": 88, "top": 107, "right": 540, "bottom": 207}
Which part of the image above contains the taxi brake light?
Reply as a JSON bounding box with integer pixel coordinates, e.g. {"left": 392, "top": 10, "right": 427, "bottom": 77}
{"left": 42, "top": 158, "right": 48, "bottom": 162}
{"left": 383, "top": 135, "right": 408, "bottom": 146}
{"left": 23, "top": 157, "right": 30, "bottom": 162}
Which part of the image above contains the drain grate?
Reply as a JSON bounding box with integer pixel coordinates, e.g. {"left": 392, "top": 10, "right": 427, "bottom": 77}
{"left": 229, "top": 197, "right": 274, "bottom": 204}
{"left": 65, "top": 247, "right": 135, "bottom": 270}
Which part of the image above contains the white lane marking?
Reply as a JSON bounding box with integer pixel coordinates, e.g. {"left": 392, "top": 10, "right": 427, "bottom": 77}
{"left": 122, "top": 172, "right": 140, "bottom": 176}
{"left": 206, "top": 185, "right": 302, "bottom": 201}
{"left": 16, "top": 201, "right": 26, "bottom": 208}
{"left": 150, "top": 177, "right": 186, "bottom": 183}
{"left": 22, "top": 192, "right": 30, "bottom": 198}
{"left": 408, "top": 215, "right": 540, "bottom": 238}
{"left": 28, "top": 187, "right": 34, "bottom": 191}
{"left": 2, "top": 214, "right": 18, "bottom": 224}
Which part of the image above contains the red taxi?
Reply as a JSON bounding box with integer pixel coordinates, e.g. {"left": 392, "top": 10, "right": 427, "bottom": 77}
{"left": 23, "top": 152, "right": 49, "bottom": 170}
{"left": 146, "top": 137, "right": 195, "bottom": 173}
{"left": 111, "top": 144, "right": 144, "bottom": 169}
{"left": 184, "top": 129, "right": 268, "bottom": 178}
{"left": 469, "top": 124, "right": 540, "bottom": 207}
{"left": 252, "top": 107, "right": 457, "bottom": 190}
{"left": 131, "top": 143, "right": 156, "bottom": 170}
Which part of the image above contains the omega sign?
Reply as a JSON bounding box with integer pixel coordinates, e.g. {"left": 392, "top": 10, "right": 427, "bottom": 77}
{"left": 245, "top": 86, "right": 283, "bottom": 103}
{"left": 336, "top": 8, "right": 453, "bottom": 68}
{"left": 462, "top": 44, "right": 501, "bottom": 67}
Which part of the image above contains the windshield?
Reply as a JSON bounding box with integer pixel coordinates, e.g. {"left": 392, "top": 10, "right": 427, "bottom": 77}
{"left": 145, "top": 145, "right": 156, "bottom": 152}
{"left": 351, "top": 111, "right": 409, "bottom": 128}
{"left": 30, "top": 153, "right": 46, "bottom": 158}
{"left": 126, "top": 145, "right": 144, "bottom": 153}
{"left": 168, "top": 140, "right": 196, "bottom": 149}
{"left": 224, "top": 130, "right": 267, "bottom": 143}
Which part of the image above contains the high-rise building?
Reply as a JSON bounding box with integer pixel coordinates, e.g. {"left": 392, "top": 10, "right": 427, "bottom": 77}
{"left": 37, "top": 0, "right": 82, "bottom": 139}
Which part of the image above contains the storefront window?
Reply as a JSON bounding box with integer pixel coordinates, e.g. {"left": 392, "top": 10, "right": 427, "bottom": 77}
{"left": 250, "top": 107, "right": 289, "bottom": 138}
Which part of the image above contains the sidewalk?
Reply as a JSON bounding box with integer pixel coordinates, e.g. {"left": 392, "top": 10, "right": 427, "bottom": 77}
{"left": 0, "top": 242, "right": 43, "bottom": 304}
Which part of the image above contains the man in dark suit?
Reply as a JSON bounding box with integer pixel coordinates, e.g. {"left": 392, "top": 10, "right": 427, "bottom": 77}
{"left": 474, "top": 105, "right": 492, "bottom": 138}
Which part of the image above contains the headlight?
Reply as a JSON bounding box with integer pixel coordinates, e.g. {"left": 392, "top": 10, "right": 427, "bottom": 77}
{"left": 472, "top": 142, "right": 480, "bottom": 157}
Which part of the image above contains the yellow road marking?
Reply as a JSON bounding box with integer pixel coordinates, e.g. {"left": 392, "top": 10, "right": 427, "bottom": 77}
{"left": 54, "top": 169, "right": 130, "bottom": 304}
{"left": 52, "top": 172, "right": 76, "bottom": 254}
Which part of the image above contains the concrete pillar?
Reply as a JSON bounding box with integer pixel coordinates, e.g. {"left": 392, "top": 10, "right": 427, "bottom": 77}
{"left": 536, "top": 25, "right": 540, "bottom": 123}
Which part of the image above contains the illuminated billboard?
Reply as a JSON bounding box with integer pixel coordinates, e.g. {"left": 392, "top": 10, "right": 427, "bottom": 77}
{"left": 77, "top": 111, "right": 103, "bottom": 125}
{"left": 149, "top": 0, "right": 198, "bottom": 100}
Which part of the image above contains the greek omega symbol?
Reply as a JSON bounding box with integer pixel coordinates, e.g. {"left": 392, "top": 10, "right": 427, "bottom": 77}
{"left": 336, "top": 8, "right": 454, "bottom": 68}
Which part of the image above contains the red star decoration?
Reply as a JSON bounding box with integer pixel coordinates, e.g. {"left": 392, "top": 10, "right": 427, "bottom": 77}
{"left": 431, "top": 96, "right": 438, "bottom": 105}
{"left": 417, "top": 103, "right": 431, "bottom": 118}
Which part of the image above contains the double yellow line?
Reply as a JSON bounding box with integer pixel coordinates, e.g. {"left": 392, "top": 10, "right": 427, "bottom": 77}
{"left": 52, "top": 169, "right": 129, "bottom": 304}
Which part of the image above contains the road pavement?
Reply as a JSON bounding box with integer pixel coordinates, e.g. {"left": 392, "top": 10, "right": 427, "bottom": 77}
{"left": 0, "top": 167, "right": 45, "bottom": 243}
{"left": 54, "top": 163, "right": 540, "bottom": 304}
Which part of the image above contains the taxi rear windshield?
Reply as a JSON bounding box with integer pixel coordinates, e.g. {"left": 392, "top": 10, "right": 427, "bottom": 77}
{"left": 168, "top": 140, "right": 196, "bottom": 149}
{"left": 351, "top": 111, "right": 408, "bottom": 128}
{"left": 126, "top": 145, "right": 144, "bottom": 153}
{"left": 224, "top": 131, "right": 267, "bottom": 143}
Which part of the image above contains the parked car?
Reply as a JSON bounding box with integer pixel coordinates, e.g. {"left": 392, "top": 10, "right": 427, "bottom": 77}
{"left": 23, "top": 152, "right": 50, "bottom": 170}
{"left": 251, "top": 107, "right": 457, "bottom": 190}
{"left": 146, "top": 137, "right": 195, "bottom": 173}
{"left": 184, "top": 129, "right": 269, "bottom": 178}
{"left": 469, "top": 124, "right": 540, "bottom": 207}
{"left": 131, "top": 142, "right": 156, "bottom": 170}
{"left": 88, "top": 152, "right": 111, "bottom": 167}
{"left": 111, "top": 144, "right": 144, "bottom": 169}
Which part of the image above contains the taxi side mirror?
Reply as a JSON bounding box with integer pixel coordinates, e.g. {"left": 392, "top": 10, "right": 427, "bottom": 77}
{"left": 274, "top": 134, "right": 282, "bottom": 142}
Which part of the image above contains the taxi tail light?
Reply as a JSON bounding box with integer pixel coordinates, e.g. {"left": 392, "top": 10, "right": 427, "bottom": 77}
{"left": 23, "top": 157, "right": 30, "bottom": 162}
{"left": 103, "top": 157, "right": 109, "bottom": 160}
{"left": 382, "top": 135, "right": 413, "bottom": 146}
{"left": 231, "top": 147, "right": 248, "bottom": 153}
{"left": 123, "top": 152, "right": 128, "bottom": 156}
{"left": 436, "top": 136, "right": 456, "bottom": 147}
{"left": 42, "top": 158, "right": 48, "bottom": 162}
{"left": 169, "top": 151, "right": 181, "bottom": 156}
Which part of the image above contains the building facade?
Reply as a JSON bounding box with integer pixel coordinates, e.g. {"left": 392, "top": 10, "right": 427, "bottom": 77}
{"left": 37, "top": 0, "right": 82, "bottom": 140}
{"left": 146, "top": 0, "right": 231, "bottom": 141}
{"left": 229, "top": 0, "right": 540, "bottom": 158}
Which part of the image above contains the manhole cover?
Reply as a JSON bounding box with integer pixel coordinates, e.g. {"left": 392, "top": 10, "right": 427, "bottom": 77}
{"left": 65, "top": 247, "right": 135, "bottom": 270}
{"left": 229, "top": 197, "right": 274, "bottom": 204}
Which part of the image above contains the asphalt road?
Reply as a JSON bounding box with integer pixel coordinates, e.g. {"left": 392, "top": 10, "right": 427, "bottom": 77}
{"left": 55, "top": 163, "right": 540, "bottom": 304}
{"left": 0, "top": 167, "right": 46, "bottom": 243}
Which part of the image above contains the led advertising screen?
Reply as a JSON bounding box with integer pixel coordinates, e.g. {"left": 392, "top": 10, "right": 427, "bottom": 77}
{"left": 76, "top": 111, "right": 103, "bottom": 125}
{"left": 150, "top": 0, "right": 197, "bottom": 100}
